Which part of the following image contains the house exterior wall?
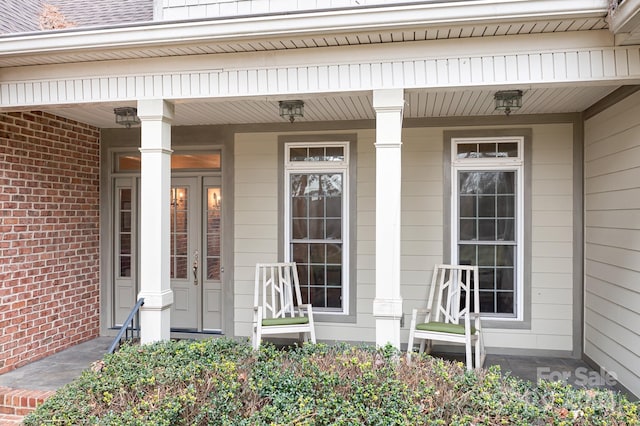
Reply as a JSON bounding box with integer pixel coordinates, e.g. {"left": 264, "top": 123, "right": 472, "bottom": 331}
{"left": 0, "top": 112, "right": 100, "bottom": 374}
{"left": 584, "top": 90, "right": 640, "bottom": 397}
{"left": 233, "top": 121, "right": 575, "bottom": 352}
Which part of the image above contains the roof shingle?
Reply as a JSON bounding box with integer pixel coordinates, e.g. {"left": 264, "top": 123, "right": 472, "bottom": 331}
{"left": 0, "top": 0, "right": 153, "bottom": 34}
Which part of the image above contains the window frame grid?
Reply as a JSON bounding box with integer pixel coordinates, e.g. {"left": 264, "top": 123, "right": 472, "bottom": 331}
{"left": 451, "top": 137, "right": 525, "bottom": 321}
{"left": 284, "top": 142, "right": 350, "bottom": 315}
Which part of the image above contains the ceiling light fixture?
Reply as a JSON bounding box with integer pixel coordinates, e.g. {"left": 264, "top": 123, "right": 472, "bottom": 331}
{"left": 494, "top": 90, "right": 523, "bottom": 116}
{"left": 114, "top": 107, "right": 141, "bottom": 128}
{"left": 279, "top": 100, "right": 304, "bottom": 123}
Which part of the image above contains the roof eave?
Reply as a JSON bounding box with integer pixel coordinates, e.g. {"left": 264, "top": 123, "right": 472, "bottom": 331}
{"left": 0, "top": 0, "right": 609, "bottom": 60}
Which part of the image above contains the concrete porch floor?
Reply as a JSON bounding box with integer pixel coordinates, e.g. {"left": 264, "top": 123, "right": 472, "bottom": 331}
{"left": 0, "top": 337, "right": 632, "bottom": 399}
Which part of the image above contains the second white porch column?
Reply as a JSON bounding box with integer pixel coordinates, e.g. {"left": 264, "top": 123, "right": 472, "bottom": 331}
{"left": 372, "top": 89, "right": 404, "bottom": 349}
{"left": 137, "top": 99, "right": 174, "bottom": 345}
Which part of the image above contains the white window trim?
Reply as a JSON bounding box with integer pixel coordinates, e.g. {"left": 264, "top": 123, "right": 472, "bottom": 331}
{"left": 284, "top": 141, "right": 350, "bottom": 315}
{"left": 451, "top": 136, "right": 524, "bottom": 321}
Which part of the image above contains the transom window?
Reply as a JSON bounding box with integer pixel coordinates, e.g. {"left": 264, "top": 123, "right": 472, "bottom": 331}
{"left": 285, "top": 142, "right": 349, "bottom": 314}
{"left": 452, "top": 137, "right": 524, "bottom": 319}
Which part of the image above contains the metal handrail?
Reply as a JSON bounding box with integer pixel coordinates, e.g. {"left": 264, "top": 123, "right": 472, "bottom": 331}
{"left": 107, "top": 298, "right": 144, "bottom": 354}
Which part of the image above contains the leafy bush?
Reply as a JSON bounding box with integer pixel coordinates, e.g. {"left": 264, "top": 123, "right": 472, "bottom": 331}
{"left": 24, "top": 339, "right": 638, "bottom": 425}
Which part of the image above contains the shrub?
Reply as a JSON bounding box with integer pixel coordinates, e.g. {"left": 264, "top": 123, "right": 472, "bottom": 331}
{"left": 24, "top": 339, "right": 638, "bottom": 425}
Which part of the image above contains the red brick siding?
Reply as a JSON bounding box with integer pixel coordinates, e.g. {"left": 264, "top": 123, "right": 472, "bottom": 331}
{"left": 0, "top": 111, "right": 100, "bottom": 374}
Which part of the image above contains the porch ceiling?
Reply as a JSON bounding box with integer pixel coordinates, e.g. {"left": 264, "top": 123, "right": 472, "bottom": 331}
{"left": 43, "top": 85, "right": 619, "bottom": 128}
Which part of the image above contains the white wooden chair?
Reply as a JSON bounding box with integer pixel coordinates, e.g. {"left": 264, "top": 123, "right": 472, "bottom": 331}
{"left": 252, "top": 262, "right": 316, "bottom": 350}
{"left": 406, "top": 264, "right": 485, "bottom": 370}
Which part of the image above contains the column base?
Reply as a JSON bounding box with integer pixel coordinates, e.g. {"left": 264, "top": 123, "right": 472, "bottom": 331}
{"left": 373, "top": 298, "right": 403, "bottom": 349}
{"left": 138, "top": 289, "right": 173, "bottom": 345}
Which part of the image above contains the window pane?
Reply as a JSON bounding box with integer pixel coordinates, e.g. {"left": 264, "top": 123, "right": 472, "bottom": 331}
{"left": 497, "top": 219, "right": 515, "bottom": 241}
{"left": 479, "top": 268, "right": 495, "bottom": 289}
{"left": 457, "top": 143, "right": 477, "bottom": 159}
{"left": 290, "top": 147, "right": 307, "bottom": 162}
{"left": 207, "top": 258, "right": 220, "bottom": 280}
{"left": 497, "top": 172, "right": 515, "bottom": 194}
{"left": 478, "top": 143, "right": 496, "bottom": 157}
{"left": 477, "top": 219, "right": 495, "bottom": 240}
{"left": 325, "top": 146, "right": 344, "bottom": 161}
{"left": 308, "top": 219, "right": 324, "bottom": 239}
{"left": 292, "top": 243, "right": 309, "bottom": 264}
{"left": 459, "top": 219, "right": 476, "bottom": 240}
{"left": 498, "top": 143, "right": 518, "bottom": 158}
{"left": 326, "top": 244, "right": 342, "bottom": 263}
{"left": 477, "top": 245, "right": 495, "bottom": 266}
{"left": 479, "top": 291, "right": 495, "bottom": 312}
{"left": 497, "top": 246, "right": 514, "bottom": 266}
{"left": 310, "top": 244, "right": 325, "bottom": 263}
{"left": 478, "top": 196, "right": 496, "bottom": 217}
{"left": 326, "top": 197, "right": 341, "bottom": 217}
{"left": 496, "top": 269, "right": 514, "bottom": 290}
{"left": 459, "top": 195, "right": 476, "bottom": 217}
{"left": 292, "top": 219, "right": 308, "bottom": 239}
{"left": 325, "top": 219, "right": 342, "bottom": 239}
{"left": 496, "top": 292, "right": 514, "bottom": 314}
{"left": 120, "top": 256, "right": 131, "bottom": 277}
{"left": 497, "top": 195, "right": 515, "bottom": 217}
{"left": 292, "top": 197, "right": 308, "bottom": 217}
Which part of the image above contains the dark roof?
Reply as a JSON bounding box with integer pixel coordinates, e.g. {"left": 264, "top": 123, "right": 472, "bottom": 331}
{"left": 0, "top": 0, "right": 153, "bottom": 34}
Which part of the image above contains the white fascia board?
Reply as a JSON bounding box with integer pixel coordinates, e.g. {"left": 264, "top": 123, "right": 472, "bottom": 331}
{"left": 0, "top": 0, "right": 609, "bottom": 59}
{"left": 609, "top": 0, "right": 640, "bottom": 34}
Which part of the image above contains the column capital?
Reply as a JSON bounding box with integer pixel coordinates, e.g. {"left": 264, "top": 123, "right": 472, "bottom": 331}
{"left": 137, "top": 99, "right": 175, "bottom": 122}
{"left": 373, "top": 89, "right": 405, "bottom": 112}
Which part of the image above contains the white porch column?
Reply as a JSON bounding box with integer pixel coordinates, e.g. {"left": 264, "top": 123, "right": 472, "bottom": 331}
{"left": 372, "top": 89, "right": 404, "bottom": 349}
{"left": 137, "top": 99, "right": 174, "bottom": 344}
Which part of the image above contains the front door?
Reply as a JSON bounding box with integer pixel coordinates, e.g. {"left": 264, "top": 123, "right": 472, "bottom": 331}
{"left": 170, "top": 177, "right": 223, "bottom": 332}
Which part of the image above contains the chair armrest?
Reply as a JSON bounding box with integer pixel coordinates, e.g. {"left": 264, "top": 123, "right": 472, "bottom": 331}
{"left": 297, "top": 304, "right": 313, "bottom": 315}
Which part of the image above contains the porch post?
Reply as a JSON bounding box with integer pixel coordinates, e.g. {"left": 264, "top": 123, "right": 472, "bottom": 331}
{"left": 137, "top": 99, "right": 174, "bottom": 344}
{"left": 372, "top": 89, "right": 404, "bottom": 349}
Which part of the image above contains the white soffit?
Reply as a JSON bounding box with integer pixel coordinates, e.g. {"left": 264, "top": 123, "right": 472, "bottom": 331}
{"left": 42, "top": 86, "right": 619, "bottom": 128}
{"left": 0, "top": 0, "right": 610, "bottom": 67}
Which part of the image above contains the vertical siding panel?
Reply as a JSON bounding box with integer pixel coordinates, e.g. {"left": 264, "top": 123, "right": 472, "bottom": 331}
{"left": 505, "top": 55, "right": 518, "bottom": 82}
{"left": 287, "top": 67, "right": 298, "bottom": 92}
{"left": 381, "top": 62, "right": 393, "bottom": 86}
{"left": 590, "top": 50, "right": 605, "bottom": 77}
{"left": 494, "top": 55, "right": 506, "bottom": 81}
{"left": 459, "top": 58, "right": 471, "bottom": 84}
{"left": 566, "top": 51, "right": 579, "bottom": 80}
{"left": 33, "top": 82, "right": 42, "bottom": 103}
{"left": 541, "top": 53, "right": 554, "bottom": 81}
{"left": 448, "top": 58, "right": 460, "bottom": 84}
{"left": 219, "top": 71, "right": 229, "bottom": 95}
{"left": 481, "top": 57, "right": 494, "bottom": 83}
{"left": 349, "top": 64, "right": 360, "bottom": 90}
{"left": 470, "top": 57, "right": 483, "bottom": 83}
{"left": 628, "top": 48, "right": 640, "bottom": 75}
{"left": 553, "top": 52, "right": 567, "bottom": 80}
{"left": 190, "top": 73, "right": 200, "bottom": 95}
{"left": 425, "top": 60, "right": 438, "bottom": 85}
{"left": 307, "top": 67, "right": 319, "bottom": 91}
{"left": 360, "top": 63, "right": 371, "bottom": 89}
{"left": 517, "top": 54, "right": 530, "bottom": 81}
{"left": 603, "top": 50, "right": 616, "bottom": 77}
{"left": 578, "top": 51, "right": 592, "bottom": 79}
{"left": 615, "top": 49, "right": 629, "bottom": 77}
{"left": 297, "top": 67, "right": 308, "bottom": 92}
{"left": 339, "top": 64, "right": 350, "bottom": 89}
{"left": 529, "top": 54, "right": 542, "bottom": 81}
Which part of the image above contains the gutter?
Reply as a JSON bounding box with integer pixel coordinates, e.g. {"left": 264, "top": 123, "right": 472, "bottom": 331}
{"left": 0, "top": 0, "right": 609, "bottom": 59}
{"left": 608, "top": 0, "right": 640, "bottom": 33}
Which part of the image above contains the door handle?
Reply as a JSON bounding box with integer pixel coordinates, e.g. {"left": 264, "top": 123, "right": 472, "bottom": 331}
{"left": 192, "top": 250, "right": 199, "bottom": 286}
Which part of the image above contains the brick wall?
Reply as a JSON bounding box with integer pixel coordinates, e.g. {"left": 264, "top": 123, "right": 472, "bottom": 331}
{"left": 0, "top": 111, "right": 100, "bottom": 374}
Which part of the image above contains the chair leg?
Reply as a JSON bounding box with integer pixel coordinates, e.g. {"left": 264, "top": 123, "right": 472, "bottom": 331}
{"left": 465, "top": 336, "right": 473, "bottom": 371}
{"left": 406, "top": 331, "right": 416, "bottom": 363}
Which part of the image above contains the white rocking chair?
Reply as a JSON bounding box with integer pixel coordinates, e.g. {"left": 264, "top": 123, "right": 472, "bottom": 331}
{"left": 252, "top": 262, "right": 316, "bottom": 350}
{"left": 406, "top": 264, "right": 485, "bottom": 370}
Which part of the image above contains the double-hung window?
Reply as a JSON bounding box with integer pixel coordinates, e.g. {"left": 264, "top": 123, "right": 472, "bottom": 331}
{"left": 451, "top": 137, "right": 524, "bottom": 320}
{"left": 285, "top": 142, "right": 350, "bottom": 314}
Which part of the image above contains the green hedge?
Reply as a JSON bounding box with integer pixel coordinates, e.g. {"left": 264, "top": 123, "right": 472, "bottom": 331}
{"left": 24, "top": 339, "right": 638, "bottom": 425}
